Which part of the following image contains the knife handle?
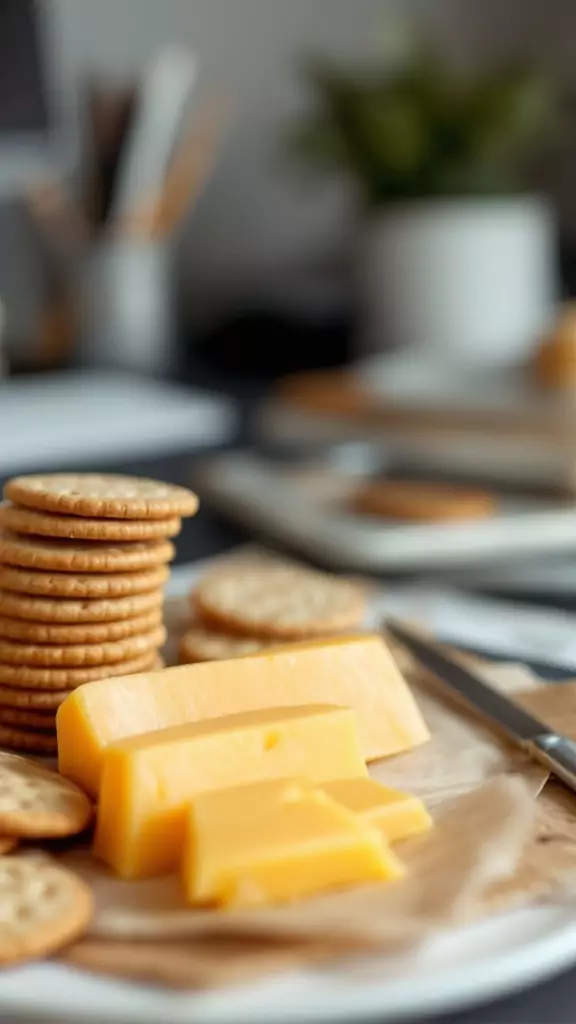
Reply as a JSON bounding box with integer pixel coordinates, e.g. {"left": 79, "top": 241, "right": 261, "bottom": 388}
{"left": 528, "top": 734, "right": 576, "bottom": 793}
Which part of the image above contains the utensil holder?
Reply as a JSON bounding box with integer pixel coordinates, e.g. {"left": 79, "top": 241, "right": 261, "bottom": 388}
{"left": 79, "top": 236, "right": 176, "bottom": 375}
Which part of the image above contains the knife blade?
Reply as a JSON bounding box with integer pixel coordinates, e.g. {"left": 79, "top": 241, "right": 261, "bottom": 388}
{"left": 386, "top": 618, "right": 576, "bottom": 793}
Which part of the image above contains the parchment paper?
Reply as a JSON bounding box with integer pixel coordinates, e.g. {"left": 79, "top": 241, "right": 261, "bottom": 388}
{"left": 60, "top": 629, "right": 566, "bottom": 989}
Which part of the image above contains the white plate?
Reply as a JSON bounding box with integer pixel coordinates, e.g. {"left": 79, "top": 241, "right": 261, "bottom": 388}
{"left": 2, "top": 903, "right": 576, "bottom": 1023}
{"left": 2, "top": 562, "right": 575, "bottom": 1023}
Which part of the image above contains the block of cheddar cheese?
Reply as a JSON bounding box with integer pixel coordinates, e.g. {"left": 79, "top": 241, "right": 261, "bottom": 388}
{"left": 184, "top": 777, "right": 405, "bottom": 908}
{"left": 94, "top": 704, "right": 368, "bottom": 878}
{"left": 322, "top": 778, "right": 432, "bottom": 843}
{"left": 57, "top": 634, "right": 429, "bottom": 796}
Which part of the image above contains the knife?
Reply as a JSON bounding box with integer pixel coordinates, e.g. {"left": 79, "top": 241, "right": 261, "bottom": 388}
{"left": 386, "top": 618, "right": 576, "bottom": 792}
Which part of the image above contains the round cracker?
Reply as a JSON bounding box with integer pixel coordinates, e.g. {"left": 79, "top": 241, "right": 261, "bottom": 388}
{"left": 0, "top": 502, "right": 181, "bottom": 541}
{"left": 352, "top": 480, "right": 497, "bottom": 523}
{"left": 0, "top": 855, "right": 93, "bottom": 965}
{"left": 0, "top": 531, "right": 175, "bottom": 573}
{"left": 193, "top": 565, "right": 366, "bottom": 639}
{"left": 0, "top": 564, "right": 169, "bottom": 599}
{"left": 0, "top": 726, "right": 57, "bottom": 754}
{"left": 5, "top": 473, "right": 199, "bottom": 520}
{"left": 0, "top": 650, "right": 161, "bottom": 690}
{"left": 0, "top": 588, "right": 164, "bottom": 623}
{"left": 179, "top": 621, "right": 272, "bottom": 663}
{"left": 0, "top": 607, "right": 163, "bottom": 644}
{"left": 0, "top": 752, "right": 92, "bottom": 836}
{"left": 0, "top": 706, "right": 55, "bottom": 731}
{"left": 0, "top": 685, "right": 70, "bottom": 709}
{"left": 0, "top": 655, "right": 164, "bottom": 706}
{"left": 0, "top": 625, "right": 166, "bottom": 667}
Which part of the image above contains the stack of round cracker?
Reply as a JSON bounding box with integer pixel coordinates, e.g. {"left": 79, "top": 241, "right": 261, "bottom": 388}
{"left": 180, "top": 560, "right": 367, "bottom": 664}
{"left": 0, "top": 473, "right": 198, "bottom": 753}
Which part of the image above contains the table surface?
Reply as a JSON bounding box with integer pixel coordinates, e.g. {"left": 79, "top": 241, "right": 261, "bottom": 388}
{"left": 4, "top": 366, "right": 576, "bottom": 1024}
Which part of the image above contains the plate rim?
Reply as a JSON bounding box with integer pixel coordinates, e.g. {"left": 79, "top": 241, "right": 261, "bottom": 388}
{"left": 2, "top": 903, "right": 576, "bottom": 1024}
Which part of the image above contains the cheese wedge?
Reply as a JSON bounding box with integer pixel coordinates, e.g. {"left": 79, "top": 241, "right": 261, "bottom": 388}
{"left": 94, "top": 704, "right": 368, "bottom": 878}
{"left": 184, "top": 777, "right": 404, "bottom": 907}
{"left": 322, "top": 778, "right": 432, "bottom": 843}
{"left": 57, "top": 634, "right": 429, "bottom": 796}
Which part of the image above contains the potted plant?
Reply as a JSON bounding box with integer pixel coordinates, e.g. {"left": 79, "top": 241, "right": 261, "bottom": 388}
{"left": 290, "top": 35, "right": 560, "bottom": 370}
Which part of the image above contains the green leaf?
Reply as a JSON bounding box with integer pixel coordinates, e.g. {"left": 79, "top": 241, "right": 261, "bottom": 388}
{"left": 288, "top": 36, "right": 559, "bottom": 204}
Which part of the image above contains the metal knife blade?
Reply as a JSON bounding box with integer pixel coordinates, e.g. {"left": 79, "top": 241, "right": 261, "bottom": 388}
{"left": 386, "top": 618, "right": 576, "bottom": 793}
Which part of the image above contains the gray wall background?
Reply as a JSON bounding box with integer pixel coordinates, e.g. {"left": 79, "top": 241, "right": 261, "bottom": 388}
{"left": 5, "top": 0, "right": 576, "bottom": 350}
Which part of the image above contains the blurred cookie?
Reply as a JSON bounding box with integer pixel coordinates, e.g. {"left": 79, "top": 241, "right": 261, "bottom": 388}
{"left": 180, "top": 621, "right": 273, "bottom": 663}
{"left": 194, "top": 564, "right": 365, "bottom": 640}
{"left": 352, "top": 480, "right": 496, "bottom": 523}
{"left": 534, "top": 303, "right": 576, "bottom": 390}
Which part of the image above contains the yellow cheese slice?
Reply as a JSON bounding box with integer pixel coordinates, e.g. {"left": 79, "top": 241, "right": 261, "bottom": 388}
{"left": 57, "top": 634, "right": 429, "bottom": 796}
{"left": 322, "top": 778, "right": 432, "bottom": 842}
{"left": 184, "top": 777, "right": 405, "bottom": 908}
{"left": 94, "top": 704, "right": 368, "bottom": 879}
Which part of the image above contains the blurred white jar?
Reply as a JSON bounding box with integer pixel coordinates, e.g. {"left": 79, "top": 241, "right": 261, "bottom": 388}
{"left": 358, "top": 196, "right": 557, "bottom": 370}
{"left": 80, "top": 238, "right": 176, "bottom": 375}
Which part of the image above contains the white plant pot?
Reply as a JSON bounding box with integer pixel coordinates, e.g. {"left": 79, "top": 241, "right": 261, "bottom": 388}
{"left": 358, "top": 196, "right": 557, "bottom": 370}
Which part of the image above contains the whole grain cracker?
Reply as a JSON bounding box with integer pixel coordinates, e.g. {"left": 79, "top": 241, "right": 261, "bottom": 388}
{"left": 0, "top": 587, "right": 164, "bottom": 623}
{"left": 0, "top": 564, "right": 169, "bottom": 599}
{"left": 0, "top": 706, "right": 55, "bottom": 731}
{"left": 0, "top": 502, "right": 181, "bottom": 541}
{"left": 194, "top": 564, "right": 366, "bottom": 639}
{"left": 0, "top": 855, "right": 92, "bottom": 965}
{"left": 179, "top": 621, "right": 273, "bottom": 663}
{"left": 0, "top": 607, "right": 163, "bottom": 644}
{"left": 352, "top": 480, "right": 497, "bottom": 523}
{"left": 0, "top": 752, "right": 92, "bottom": 836}
{"left": 0, "top": 650, "right": 161, "bottom": 690}
{"left": 0, "top": 531, "right": 175, "bottom": 573}
{"left": 0, "top": 625, "right": 166, "bottom": 668}
{"left": 5, "top": 473, "right": 199, "bottom": 520}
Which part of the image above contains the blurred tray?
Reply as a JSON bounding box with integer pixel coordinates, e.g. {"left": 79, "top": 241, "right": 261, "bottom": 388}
{"left": 258, "top": 404, "right": 576, "bottom": 495}
{"left": 262, "top": 366, "right": 576, "bottom": 454}
{"left": 196, "top": 450, "right": 576, "bottom": 574}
